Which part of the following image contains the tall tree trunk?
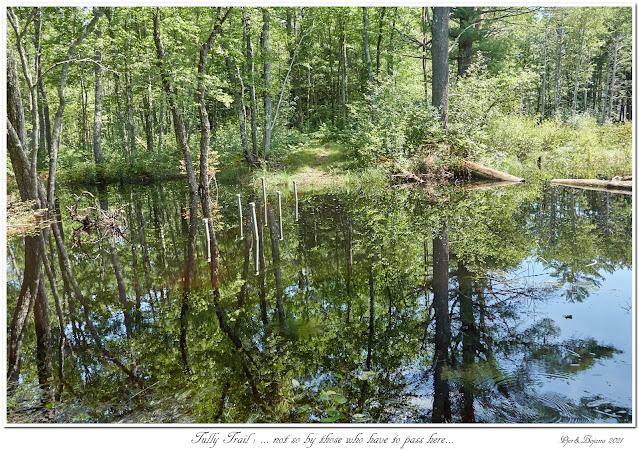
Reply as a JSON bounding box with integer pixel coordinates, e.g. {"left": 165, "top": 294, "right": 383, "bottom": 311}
{"left": 50, "top": 220, "right": 140, "bottom": 385}
{"left": 125, "top": 65, "right": 136, "bottom": 162}
{"left": 8, "top": 7, "right": 40, "bottom": 201}
{"left": 375, "top": 7, "right": 386, "bottom": 82}
{"left": 458, "top": 261, "right": 477, "bottom": 423}
{"left": 605, "top": 35, "right": 621, "bottom": 122}
{"left": 33, "top": 274, "right": 53, "bottom": 403}
{"left": 387, "top": 8, "right": 397, "bottom": 77}
{"left": 153, "top": 7, "right": 200, "bottom": 194}
{"left": 93, "top": 11, "right": 105, "bottom": 182}
{"left": 362, "top": 7, "right": 374, "bottom": 94}
{"left": 243, "top": 8, "right": 259, "bottom": 159}
{"left": 366, "top": 266, "right": 375, "bottom": 370}
{"left": 572, "top": 25, "right": 585, "bottom": 116}
{"left": 34, "top": 10, "right": 52, "bottom": 159}
{"left": 541, "top": 29, "right": 548, "bottom": 121}
{"left": 7, "top": 236, "right": 42, "bottom": 384}
{"left": 345, "top": 216, "right": 353, "bottom": 324}
{"left": 268, "top": 208, "right": 285, "bottom": 327}
{"left": 197, "top": 7, "right": 230, "bottom": 214}
{"left": 421, "top": 7, "right": 429, "bottom": 104}
{"left": 362, "top": 7, "right": 375, "bottom": 122}
{"left": 223, "top": 40, "right": 256, "bottom": 167}
{"left": 432, "top": 221, "right": 451, "bottom": 423}
{"left": 553, "top": 15, "right": 564, "bottom": 116}
{"left": 262, "top": 8, "right": 272, "bottom": 159}
{"left": 339, "top": 14, "right": 348, "bottom": 125}
{"left": 286, "top": 8, "right": 303, "bottom": 127}
{"left": 143, "top": 81, "right": 154, "bottom": 153}
{"left": 47, "top": 8, "right": 104, "bottom": 208}
{"left": 7, "top": 49, "right": 47, "bottom": 387}
{"left": 431, "top": 7, "right": 450, "bottom": 127}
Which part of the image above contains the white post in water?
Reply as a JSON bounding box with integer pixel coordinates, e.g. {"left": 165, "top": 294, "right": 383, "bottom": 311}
{"left": 261, "top": 177, "right": 267, "bottom": 226}
{"left": 203, "top": 218, "right": 211, "bottom": 262}
{"left": 237, "top": 194, "right": 244, "bottom": 240}
{"left": 293, "top": 180, "right": 299, "bottom": 221}
{"left": 249, "top": 202, "right": 259, "bottom": 275}
{"left": 277, "top": 190, "right": 284, "bottom": 240}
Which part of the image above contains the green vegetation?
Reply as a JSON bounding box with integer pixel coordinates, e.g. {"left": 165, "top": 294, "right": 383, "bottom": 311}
{"left": 6, "top": 6, "right": 632, "bottom": 193}
{"left": 5, "top": 5, "right": 633, "bottom": 425}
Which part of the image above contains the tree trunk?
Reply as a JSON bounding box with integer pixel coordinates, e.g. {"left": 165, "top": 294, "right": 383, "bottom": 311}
{"left": 572, "top": 26, "right": 585, "bottom": 116}
{"left": 243, "top": 8, "right": 259, "bottom": 159}
{"left": 197, "top": 7, "right": 230, "bottom": 214}
{"left": 375, "top": 7, "right": 385, "bottom": 82}
{"left": 605, "top": 35, "right": 621, "bottom": 122}
{"left": 262, "top": 8, "right": 272, "bottom": 159}
{"left": 339, "top": 14, "right": 348, "bottom": 125}
{"left": 432, "top": 220, "right": 451, "bottom": 423}
{"left": 153, "top": 8, "right": 200, "bottom": 194}
{"left": 366, "top": 266, "right": 375, "bottom": 370}
{"left": 422, "top": 7, "right": 429, "bottom": 104}
{"left": 541, "top": 29, "right": 548, "bottom": 121}
{"left": 362, "top": 7, "right": 374, "bottom": 94}
{"left": 458, "top": 261, "right": 477, "bottom": 423}
{"left": 223, "top": 37, "right": 256, "bottom": 167}
{"left": 431, "top": 7, "right": 450, "bottom": 127}
{"left": 93, "top": 12, "right": 105, "bottom": 182}
{"left": 268, "top": 208, "right": 285, "bottom": 327}
{"left": 47, "top": 8, "right": 104, "bottom": 208}
{"left": 553, "top": 16, "right": 564, "bottom": 116}
{"left": 7, "top": 236, "right": 42, "bottom": 384}
{"left": 33, "top": 275, "right": 53, "bottom": 403}
{"left": 125, "top": 65, "right": 136, "bottom": 162}
{"left": 143, "top": 82, "right": 154, "bottom": 153}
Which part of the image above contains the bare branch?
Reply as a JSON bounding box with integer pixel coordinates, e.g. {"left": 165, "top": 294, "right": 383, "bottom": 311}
{"left": 270, "top": 19, "right": 315, "bottom": 133}
{"left": 37, "top": 58, "right": 119, "bottom": 85}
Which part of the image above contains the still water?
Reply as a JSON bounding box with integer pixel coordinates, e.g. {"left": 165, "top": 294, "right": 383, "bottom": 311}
{"left": 6, "top": 180, "right": 633, "bottom": 423}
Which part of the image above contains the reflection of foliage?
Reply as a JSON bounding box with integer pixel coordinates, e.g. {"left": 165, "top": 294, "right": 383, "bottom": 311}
{"left": 6, "top": 196, "right": 53, "bottom": 239}
{"left": 530, "top": 185, "right": 632, "bottom": 302}
{"left": 6, "top": 179, "right": 632, "bottom": 424}
{"left": 530, "top": 338, "right": 619, "bottom": 375}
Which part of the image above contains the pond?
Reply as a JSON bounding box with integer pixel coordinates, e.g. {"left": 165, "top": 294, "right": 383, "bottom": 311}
{"left": 6, "top": 179, "right": 633, "bottom": 423}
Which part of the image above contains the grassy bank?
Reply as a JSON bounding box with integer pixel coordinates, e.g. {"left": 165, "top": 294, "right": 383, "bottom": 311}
{"left": 480, "top": 116, "right": 633, "bottom": 182}
{"left": 245, "top": 141, "right": 387, "bottom": 195}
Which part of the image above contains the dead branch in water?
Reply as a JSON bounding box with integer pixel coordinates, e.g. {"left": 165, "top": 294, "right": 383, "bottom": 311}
{"left": 66, "top": 191, "right": 128, "bottom": 250}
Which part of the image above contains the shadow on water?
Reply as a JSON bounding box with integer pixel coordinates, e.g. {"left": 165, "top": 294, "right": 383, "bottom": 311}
{"left": 6, "top": 180, "right": 632, "bottom": 423}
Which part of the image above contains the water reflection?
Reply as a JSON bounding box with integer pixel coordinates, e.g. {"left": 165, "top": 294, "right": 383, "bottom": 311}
{"left": 6, "top": 181, "right": 632, "bottom": 423}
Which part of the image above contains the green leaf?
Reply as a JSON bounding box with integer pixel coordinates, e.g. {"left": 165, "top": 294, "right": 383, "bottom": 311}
{"left": 318, "top": 392, "right": 330, "bottom": 401}
{"left": 333, "top": 395, "right": 347, "bottom": 405}
{"left": 320, "top": 409, "right": 341, "bottom": 423}
{"left": 292, "top": 379, "right": 300, "bottom": 388}
{"left": 45, "top": 403, "right": 53, "bottom": 409}
{"left": 320, "top": 415, "right": 340, "bottom": 423}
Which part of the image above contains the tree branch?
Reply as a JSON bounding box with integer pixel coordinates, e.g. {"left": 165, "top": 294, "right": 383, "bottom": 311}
{"left": 270, "top": 19, "right": 315, "bottom": 133}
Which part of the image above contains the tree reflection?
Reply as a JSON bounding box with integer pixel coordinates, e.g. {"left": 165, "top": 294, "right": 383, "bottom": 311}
{"left": 6, "top": 181, "right": 631, "bottom": 423}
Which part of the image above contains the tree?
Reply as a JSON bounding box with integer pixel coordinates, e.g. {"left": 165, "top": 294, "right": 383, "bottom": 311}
{"left": 431, "top": 7, "right": 450, "bottom": 127}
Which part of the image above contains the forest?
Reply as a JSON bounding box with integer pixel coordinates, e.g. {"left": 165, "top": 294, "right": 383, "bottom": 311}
{"left": 5, "top": 6, "right": 634, "bottom": 424}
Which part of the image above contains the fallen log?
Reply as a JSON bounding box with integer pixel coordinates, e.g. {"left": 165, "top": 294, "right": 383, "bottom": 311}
{"left": 464, "top": 161, "right": 524, "bottom": 183}
{"left": 464, "top": 180, "right": 521, "bottom": 191}
{"left": 551, "top": 178, "right": 632, "bottom": 192}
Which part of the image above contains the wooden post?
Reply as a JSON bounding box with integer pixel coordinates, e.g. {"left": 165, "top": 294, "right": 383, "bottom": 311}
{"left": 277, "top": 190, "right": 283, "bottom": 240}
{"left": 261, "top": 177, "right": 267, "bottom": 226}
{"left": 236, "top": 193, "right": 243, "bottom": 240}
{"left": 249, "top": 202, "right": 259, "bottom": 275}
{"left": 293, "top": 180, "right": 298, "bottom": 221}
{"left": 203, "top": 218, "right": 211, "bottom": 262}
